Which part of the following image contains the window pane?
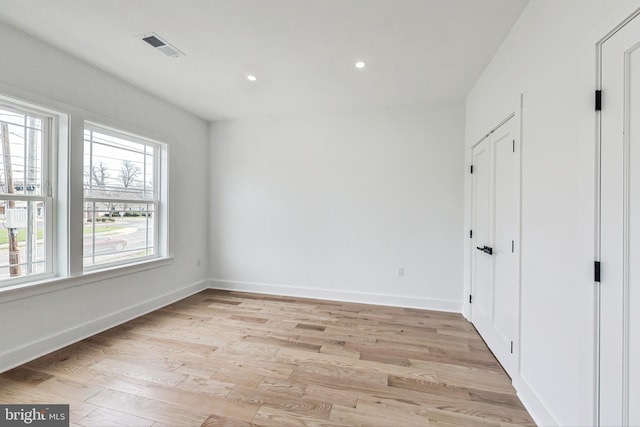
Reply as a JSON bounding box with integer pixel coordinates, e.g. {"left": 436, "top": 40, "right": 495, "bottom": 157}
{"left": 84, "top": 125, "right": 160, "bottom": 269}
{"left": 83, "top": 201, "right": 156, "bottom": 268}
{"left": 0, "top": 199, "right": 46, "bottom": 280}
{"left": 0, "top": 112, "right": 44, "bottom": 196}
{"left": 84, "top": 129, "right": 154, "bottom": 200}
{"left": 0, "top": 108, "right": 27, "bottom": 127}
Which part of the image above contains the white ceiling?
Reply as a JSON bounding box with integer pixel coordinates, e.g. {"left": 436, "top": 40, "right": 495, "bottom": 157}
{"left": 0, "top": 0, "right": 528, "bottom": 121}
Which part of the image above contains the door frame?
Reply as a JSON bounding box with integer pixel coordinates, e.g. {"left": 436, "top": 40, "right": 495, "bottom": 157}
{"left": 468, "top": 101, "right": 523, "bottom": 377}
{"left": 596, "top": 8, "right": 640, "bottom": 426}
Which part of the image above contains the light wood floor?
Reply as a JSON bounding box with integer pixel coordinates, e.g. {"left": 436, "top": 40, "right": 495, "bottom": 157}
{"left": 0, "top": 290, "right": 535, "bottom": 426}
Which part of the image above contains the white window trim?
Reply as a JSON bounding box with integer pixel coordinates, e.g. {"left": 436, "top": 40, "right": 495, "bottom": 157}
{"left": 0, "top": 91, "right": 173, "bottom": 299}
{"left": 0, "top": 96, "right": 62, "bottom": 286}
{"left": 83, "top": 122, "right": 168, "bottom": 271}
{"left": 0, "top": 256, "right": 173, "bottom": 304}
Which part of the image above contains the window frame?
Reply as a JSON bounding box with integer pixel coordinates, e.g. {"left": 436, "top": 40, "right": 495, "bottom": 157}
{"left": 83, "top": 122, "right": 165, "bottom": 271}
{"left": 0, "top": 90, "right": 172, "bottom": 300}
{"left": 0, "top": 98, "right": 58, "bottom": 286}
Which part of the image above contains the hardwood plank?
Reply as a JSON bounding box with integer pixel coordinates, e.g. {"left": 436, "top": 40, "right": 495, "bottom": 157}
{"left": 207, "top": 298, "right": 243, "bottom": 306}
{"left": 200, "top": 414, "right": 258, "bottom": 427}
{"left": 357, "top": 390, "right": 536, "bottom": 425}
{"left": 469, "top": 388, "right": 526, "bottom": 409}
{"left": 33, "top": 376, "right": 103, "bottom": 401}
{"left": 88, "top": 372, "right": 151, "bottom": 394}
{"left": 257, "top": 378, "right": 306, "bottom": 398}
{"left": 214, "top": 341, "right": 281, "bottom": 359}
{"left": 229, "top": 315, "right": 269, "bottom": 324}
{"left": 329, "top": 405, "right": 394, "bottom": 426}
{"left": 388, "top": 374, "right": 472, "bottom": 399}
{"left": 295, "top": 323, "right": 327, "bottom": 332}
{"left": 213, "top": 370, "right": 265, "bottom": 388}
{"left": 226, "top": 385, "right": 332, "bottom": 419}
{"left": 427, "top": 407, "right": 503, "bottom": 427}
{"left": 87, "top": 359, "right": 187, "bottom": 387}
{"left": 317, "top": 346, "right": 361, "bottom": 360}
{"left": 354, "top": 398, "right": 432, "bottom": 425}
{"left": 137, "top": 383, "right": 229, "bottom": 413}
{"left": 2, "top": 366, "right": 53, "bottom": 385}
{"left": 289, "top": 365, "right": 389, "bottom": 397}
{"left": 252, "top": 406, "right": 348, "bottom": 427}
{"left": 86, "top": 389, "right": 209, "bottom": 425}
{"left": 177, "top": 375, "right": 235, "bottom": 397}
{"left": 276, "top": 347, "right": 429, "bottom": 379}
{"left": 242, "top": 335, "right": 322, "bottom": 353}
{"left": 406, "top": 360, "right": 514, "bottom": 394}
{"left": 0, "top": 377, "right": 98, "bottom": 423}
{"left": 205, "top": 356, "right": 295, "bottom": 381}
{"left": 359, "top": 351, "right": 411, "bottom": 367}
{"left": 200, "top": 399, "right": 260, "bottom": 423}
{"left": 77, "top": 407, "right": 156, "bottom": 427}
{"left": 303, "top": 384, "right": 358, "bottom": 408}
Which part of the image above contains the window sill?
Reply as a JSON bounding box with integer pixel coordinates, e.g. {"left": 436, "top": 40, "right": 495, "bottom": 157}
{"left": 0, "top": 257, "right": 173, "bottom": 304}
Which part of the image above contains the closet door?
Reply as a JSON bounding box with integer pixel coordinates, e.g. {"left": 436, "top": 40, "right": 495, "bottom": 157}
{"left": 471, "top": 116, "right": 520, "bottom": 378}
{"left": 599, "top": 11, "right": 640, "bottom": 426}
{"left": 471, "top": 136, "right": 493, "bottom": 340}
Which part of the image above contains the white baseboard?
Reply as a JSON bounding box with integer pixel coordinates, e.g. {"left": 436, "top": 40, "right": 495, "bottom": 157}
{"left": 0, "top": 280, "right": 208, "bottom": 374}
{"left": 513, "top": 375, "right": 559, "bottom": 427}
{"left": 207, "top": 278, "right": 461, "bottom": 313}
{"left": 462, "top": 303, "right": 471, "bottom": 321}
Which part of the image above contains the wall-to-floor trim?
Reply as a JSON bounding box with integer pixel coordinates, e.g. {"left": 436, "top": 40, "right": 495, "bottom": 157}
{"left": 208, "top": 278, "right": 461, "bottom": 313}
{"left": 0, "top": 279, "right": 208, "bottom": 374}
{"left": 513, "top": 375, "right": 559, "bottom": 427}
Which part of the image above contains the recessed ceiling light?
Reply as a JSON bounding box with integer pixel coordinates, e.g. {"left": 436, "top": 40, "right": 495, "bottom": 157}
{"left": 246, "top": 74, "right": 257, "bottom": 82}
{"left": 354, "top": 61, "right": 366, "bottom": 69}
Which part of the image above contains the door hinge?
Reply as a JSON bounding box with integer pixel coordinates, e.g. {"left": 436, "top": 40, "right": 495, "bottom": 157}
{"left": 469, "top": 294, "right": 472, "bottom": 304}
{"left": 510, "top": 340, "right": 514, "bottom": 354}
{"left": 469, "top": 230, "right": 473, "bottom": 239}
{"left": 470, "top": 165, "right": 474, "bottom": 174}
{"left": 595, "top": 90, "right": 602, "bottom": 111}
{"left": 595, "top": 261, "right": 601, "bottom": 282}
{"left": 512, "top": 139, "right": 515, "bottom": 153}
{"left": 511, "top": 240, "right": 515, "bottom": 253}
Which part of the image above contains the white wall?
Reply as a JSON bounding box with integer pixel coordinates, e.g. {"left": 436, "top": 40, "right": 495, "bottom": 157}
{"left": 0, "top": 22, "right": 209, "bottom": 371}
{"left": 209, "top": 103, "right": 464, "bottom": 311}
{"left": 464, "top": 1, "right": 640, "bottom": 426}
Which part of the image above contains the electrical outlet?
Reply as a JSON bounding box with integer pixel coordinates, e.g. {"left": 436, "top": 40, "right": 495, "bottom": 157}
{"left": 397, "top": 266, "right": 404, "bottom": 277}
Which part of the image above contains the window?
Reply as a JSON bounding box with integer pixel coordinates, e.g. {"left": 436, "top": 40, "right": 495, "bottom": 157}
{"left": 0, "top": 93, "right": 168, "bottom": 291}
{"left": 0, "top": 103, "right": 53, "bottom": 282}
{"left": 83, "top": 124, "right": 162, "bottom": 269}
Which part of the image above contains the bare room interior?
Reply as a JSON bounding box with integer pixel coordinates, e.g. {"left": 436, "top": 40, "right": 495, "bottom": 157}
{"left": 0, "top": 1, "right": 638, "bottom": 426}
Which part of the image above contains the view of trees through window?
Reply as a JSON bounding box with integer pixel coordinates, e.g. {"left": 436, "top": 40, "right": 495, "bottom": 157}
{"left": 83, "top": 126, "right": 158, "bottom": 268}
{"left": 0, "top": 95, "right": 166, "bottom": 285}
{"left": 0, "top": 106, "right": 48, "bottom": 280}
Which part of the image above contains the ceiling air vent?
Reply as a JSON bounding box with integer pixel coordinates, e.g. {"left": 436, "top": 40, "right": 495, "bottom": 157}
{"left": 139, "top": 32, "right": 184, "bottom": 57}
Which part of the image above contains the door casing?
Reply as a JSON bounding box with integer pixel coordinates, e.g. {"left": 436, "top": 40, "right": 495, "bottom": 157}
{"left": 596, "top": 8, "right": 640, "bottom": 426}
{"left": 470, "top": 109, "right": 522, "bottom": 379}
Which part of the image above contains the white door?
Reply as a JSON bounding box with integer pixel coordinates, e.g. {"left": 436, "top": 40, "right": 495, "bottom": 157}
{"left": 600, "top": 11, "right": 640, "bottom": 427}
{"left": 471, "top": 136, "right": 493, "bottom": 337}
{"left": 471, "top": 116, "right": 520, "bottom": 378}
